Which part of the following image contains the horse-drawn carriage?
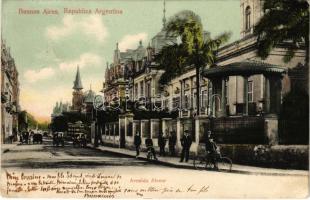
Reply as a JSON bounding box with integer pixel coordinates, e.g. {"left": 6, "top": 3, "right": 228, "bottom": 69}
{"left": 72, "top": 133, "right": 87, "bottom": 148}
{"left": 52, "top": 132, "right": 65, "bottom": 147}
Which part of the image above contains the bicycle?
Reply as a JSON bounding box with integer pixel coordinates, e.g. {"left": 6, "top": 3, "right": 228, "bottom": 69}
{"left": 193, "top": 150, "right": 232, "bottom": 172}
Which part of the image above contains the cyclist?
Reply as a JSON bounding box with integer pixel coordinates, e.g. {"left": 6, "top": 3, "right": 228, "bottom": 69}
{"left": 205, "top": 131, "right": 219, "bottom": 170}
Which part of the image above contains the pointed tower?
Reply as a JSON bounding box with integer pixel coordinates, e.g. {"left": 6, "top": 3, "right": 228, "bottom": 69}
{"left": 113, "top": 43, "right": 120, "bottom": 65}
{"left": 73, "top": 65, "right": 83, "bottom": 90}
{"left": 72, "top": 65, "right": 84, "bottom": 111}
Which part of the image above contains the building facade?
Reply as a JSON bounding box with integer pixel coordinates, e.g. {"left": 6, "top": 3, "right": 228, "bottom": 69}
{"left": 1, "top": 41, "right": 20, "bottom": 143}
{"left": 100, "top": 0, "right": 307, "bottom": 151}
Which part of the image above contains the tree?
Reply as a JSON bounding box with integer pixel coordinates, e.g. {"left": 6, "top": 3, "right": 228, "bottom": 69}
{"left": 279, "top": 88, "right": 309, "bottom": 144}
{"left": 26, "top": 112, "right": 38, "bottom": 129}
{"left": 156, "top": 10, "right": 231, "bottom": 115}
{"left": 254, "top": 0, "right": 309, "bottom": 64}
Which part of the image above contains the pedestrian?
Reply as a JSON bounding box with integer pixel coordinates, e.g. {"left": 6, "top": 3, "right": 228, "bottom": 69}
{"left": 25, "top": 131, "right": 29, "bottom": 144}
{"left": 19, "top": 132, "right": 23, "bottom": 144}
{"left": 158, "top": 131, "right": 166, "bottom": 156}
{"left": 134, "top": 131, "right": 141, "bottom": 158}
{"left": 168, "top": 130, "right": 177, "bottom": 156}
{"left": 180, "top": 130, "right": 192, "bottom": 162}
{"left": 30, "top": 131, "right": 34, "bottom": 144}
{"left": 8, "top": 131, "right": 14, "bottom": 144}
{"left": 22, "top": 131, "right": 26, "bottom": 144}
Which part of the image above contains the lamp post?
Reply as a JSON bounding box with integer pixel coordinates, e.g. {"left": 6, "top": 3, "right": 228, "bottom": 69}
{"left": 93, "top": 94, "right": 104, "bottom": 147}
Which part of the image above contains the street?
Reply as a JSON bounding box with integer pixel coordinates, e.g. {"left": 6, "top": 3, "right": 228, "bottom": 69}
{"left": 1, "top": 139, "right": 150, "bottom": 169}
{"left": 1, "top": 139, "right": 308, "bottom": 198}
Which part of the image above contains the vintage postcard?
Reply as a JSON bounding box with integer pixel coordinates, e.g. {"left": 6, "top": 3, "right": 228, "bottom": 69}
{"left": 1, "top": 0, "right": 309, "bottom": 198}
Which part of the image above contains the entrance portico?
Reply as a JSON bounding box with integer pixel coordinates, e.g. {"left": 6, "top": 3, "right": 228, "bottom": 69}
{"left": 202, "top": 60, "right": 287, "bottom": 145}
{"left": 203, "top": 60, "right": 287, "bottom": 117}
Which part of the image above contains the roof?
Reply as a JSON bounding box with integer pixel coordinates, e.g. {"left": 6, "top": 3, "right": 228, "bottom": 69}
{"left": 73, "top": 66, "right": 83, "bottom": 90}
{"left": 84, "top": 89, "right": 96, "bottom": 103}
{"left": 202, "top": 60, "right": 288, "bottom": 78}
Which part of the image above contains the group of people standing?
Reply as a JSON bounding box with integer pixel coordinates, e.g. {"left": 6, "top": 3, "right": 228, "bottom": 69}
{"left": 19, "top": 130, "right": 33, "bottom": 144}
{"left": 133, "top": 129, "right": 193, "bottom": 162}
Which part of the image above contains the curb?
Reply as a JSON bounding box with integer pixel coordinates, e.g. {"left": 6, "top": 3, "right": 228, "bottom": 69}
{"left": 88, "top": 145, "right": 307, "bottom": 177}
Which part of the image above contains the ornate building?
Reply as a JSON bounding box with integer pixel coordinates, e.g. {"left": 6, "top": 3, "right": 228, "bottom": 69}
{"left": 100, "top": 0, "right": 307, "bottom": 150}
{"left": 103, "top": 0, "right": 175, "bottom": 104}
{"left": 51, "top": 66, "right": 95, "bottom": 120}
{"left": 1, "top": 41, "right": 20, "bottom": 143}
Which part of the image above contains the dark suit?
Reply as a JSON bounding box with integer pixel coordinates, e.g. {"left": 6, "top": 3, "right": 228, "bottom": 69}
{"left": 134, "top": 134, "right": 141, "bottom": 156}
{"left": 180, "top": 134, "right": 192, "bottom": 162}
{"left": 158, "top": 134, "right": 166, "bottom": 156}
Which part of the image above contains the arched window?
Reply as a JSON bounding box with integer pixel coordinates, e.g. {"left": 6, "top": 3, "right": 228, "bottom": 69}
{"left": 245, "top": 6, "right": 251, "bottom": 31}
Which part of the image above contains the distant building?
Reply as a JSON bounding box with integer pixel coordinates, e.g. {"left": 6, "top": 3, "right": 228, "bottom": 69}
{"left": 1, "top": 41, "right": 20, "bottom": 143}
{"left": 51, "top": 101, "right": 70, "bottom": 118}
{"left": 51, "top": 66, "right": 96, "bottom": 123}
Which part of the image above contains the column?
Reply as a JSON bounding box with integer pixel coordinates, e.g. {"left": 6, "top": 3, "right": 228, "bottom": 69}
{"left": 243, "top": 75, "right": 249, "bottom": 116}
{"left": 264, "top": 75, "right": 270, "bottom": 114}
{"left": 207, "top": 79, "right": 212, "bottom": 116}
{"left": 195, "top": 118, "right": 199, "bottom": 145}
{"left": 176, "top": 118, "right": 181, "bottom": 150}
{"left": 221, "top": 77, "right": 227, "bottom": 117}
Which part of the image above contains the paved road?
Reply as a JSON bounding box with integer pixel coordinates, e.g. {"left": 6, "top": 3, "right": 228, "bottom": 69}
{"left": 1, "top": 139, "right": 308, "bottom": 198}
{"left": 1, "top": 139, "right": 152, "bottom": 169}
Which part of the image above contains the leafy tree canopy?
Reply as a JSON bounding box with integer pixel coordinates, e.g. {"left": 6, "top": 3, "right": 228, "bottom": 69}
{"left": 155, "top": 10, "right": 231, "bottom": 86}
{"left": 254, "top": 0, "right": 309, "bottom": 63}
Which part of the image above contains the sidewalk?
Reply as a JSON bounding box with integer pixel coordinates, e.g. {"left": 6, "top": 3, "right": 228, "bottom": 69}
{"left": 90, "top": 144, "right": 308, "bottom": 177}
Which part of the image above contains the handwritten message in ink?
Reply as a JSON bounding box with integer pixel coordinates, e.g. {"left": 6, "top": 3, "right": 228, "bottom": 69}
{"left": 4, "top": 171, "right": 210, "bottom": 198}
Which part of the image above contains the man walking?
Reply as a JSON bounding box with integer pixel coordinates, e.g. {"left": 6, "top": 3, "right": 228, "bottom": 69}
{"left": 158, "top": 131, "right": 166, "bottom": 156}
{"left": 134, "top": 131, "right": 141, "bottom": 158}
{"left": 180, "top": 130, "right": 192, "bottom": 162}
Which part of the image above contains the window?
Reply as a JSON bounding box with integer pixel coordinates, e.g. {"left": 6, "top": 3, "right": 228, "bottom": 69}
{"left": 225, "top": 80, "right": 228, "bottom": 105}
{"left": 245, "top": 6, "right": 251, "bottom": 31}
{"left": 193, "top": 92, "right": 196, "bottom": 109}
{"left": 184, "top": 95, "right": 189, "bottom": 109}
{"left": 164, "top": 99, "right": 169, "bottom": 109}
{"left": 140, "top": 81, "right": 144, "bottom": 97}
{"left": 172, "top": 97, "right": 180, "bottom": 110}
{"left": 146, "top": 82, "right": 151, "bottom": 98}
{"left": 248, "top": 81, "right": 253, "bottom": 102}
{"left": 201, "top": 90, "right": 207, "bottom": 108}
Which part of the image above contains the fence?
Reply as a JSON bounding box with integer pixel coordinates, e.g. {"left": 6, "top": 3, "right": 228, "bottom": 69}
{"left": 212, "top": 116, "right": 266, "bottom": 144}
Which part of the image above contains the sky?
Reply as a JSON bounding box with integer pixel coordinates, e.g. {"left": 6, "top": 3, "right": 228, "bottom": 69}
{"left": 1, "top": 0, "right": 240, "bottom": 122}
